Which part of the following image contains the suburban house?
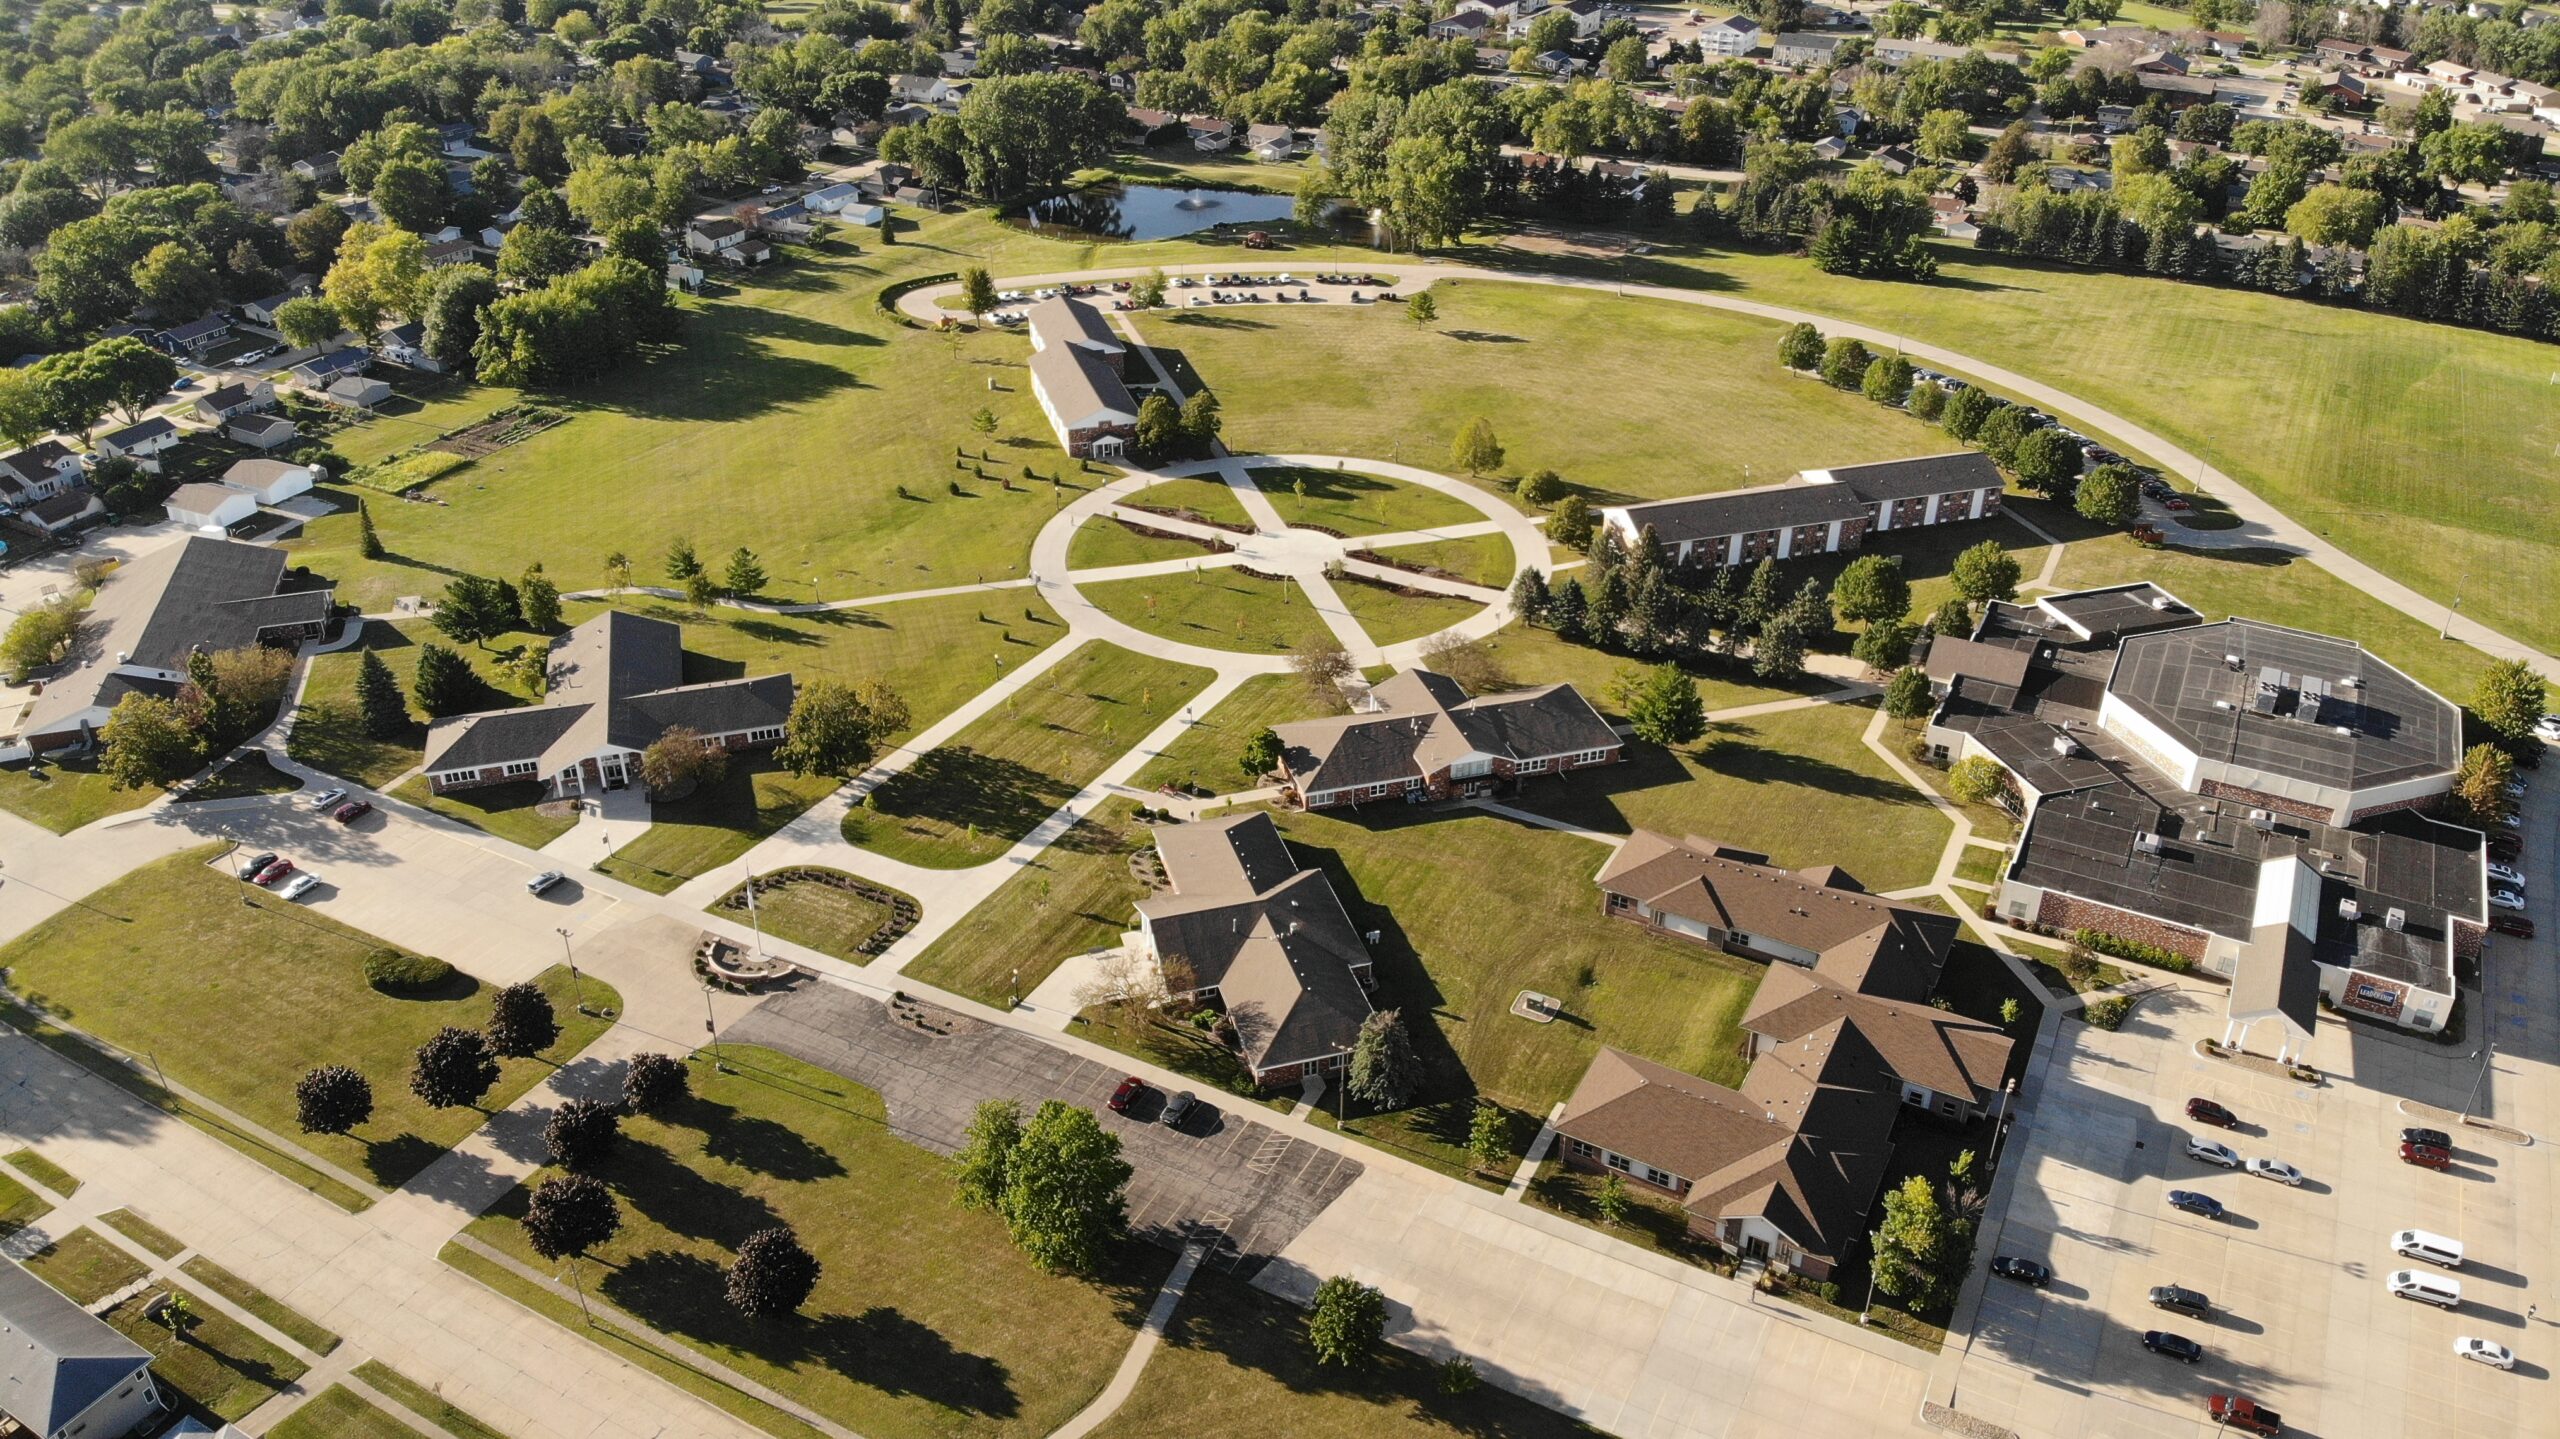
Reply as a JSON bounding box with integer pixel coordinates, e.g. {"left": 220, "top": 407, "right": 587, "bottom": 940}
{"left": 1598, "top": 452, "right": 2004, "bottom": 570}
{"left": 1428, "top": 9, "right": 1494, "bottom": 40}
{"left": 239, "top": 287, "right": 313, "bottom": 327}
{"left": 1560, "top": 831, "right": 2010, "bottom": 1276}
{"left": 1186, "top": 116, "right": 1235, "bottom": 152}
{"left": 325, "top": 373, "right": 395, "bottom": 408}
{"left": 1922, "top": 583, "right": 2485, "bottom": 1041}
{"left": 0, "top": 442, "right": 87, "bottom": 505}
{"left": 17, "top": 536, "right": 332, "bottom": 754}
{"left": 1773, "top": 31, "right": 1848, "bottom": 66}
{"left": 1130, "top": 812, "right": 1377, "bottom": 1088}
{"left": 165, "top": 481, "right": 258, "bottom": 531}
{"left": 1245, "top": 123, "right": 1297, "bottom": 161}
{"left": 95, "top": 417, "right": 182, "bottom": 469}
{"left": 685, "top": 217, "right": 773, "bottom": 267}
{"left": 220, "top": 457, "right": 315, "bottom": 505}
{"left": 226, "top": 413, "right": 299, "bottom": 451}
{"left": 1700, "top": 14, "right": 1763, "bottom": 55}
{"left": 0, "top": 1257, "right": 165, "bottom": 1439}
{"left": 290, "top": 150, "right": 341, "bottom": 183}
{"left": 1874, "top": 37, "right": 1985, "bottom": 65}
{"left": 376, "top": 321, "right": 442, "bottom": 372}
{"left": 15, "top": 489, "right": 105, "bottom": 536}
{"left": 152, "top": 313, "right": 233, "bottom": 359}
{"left": 419, "top": 610, "right": 794, "bottom": 799}
{"left": 1124, "top": 105, "right": 1181, "bottom": 140}
{"left": 1507, "top": 0, "right": 1606, "bottom": 37}
{"left": 1271, "top": 668, "right": 1621, "bottom": 810}
{"left": 1024, "top": 295, "right": 1139, "bottom": 460}
{"left": 193, "top": 380, "right": 275, "bottom": 424}
{"left": 289, "top": 347, "right": 369, "bottom": 391}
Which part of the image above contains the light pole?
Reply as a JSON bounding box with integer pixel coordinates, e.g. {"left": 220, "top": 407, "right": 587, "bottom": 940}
{"left": 1010, "top": 966, "right": 1020, "bottom": 1010}
{"left": 702, "top": 981, "right": 731, "bottom": 1075}
{"left": 555, "top": 927, "right": 591, "bottom": 1016}
{"left": 2460, "top": 1036, "right": 2495, "bottom": 1120}
{"left": 1986, "top": 1078, "right": 2020, "bottom": 1174}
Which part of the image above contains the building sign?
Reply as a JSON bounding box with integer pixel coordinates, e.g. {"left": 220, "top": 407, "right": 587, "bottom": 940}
{"left": 2342, "top": 975, "right": 2407, "bottom": 1021}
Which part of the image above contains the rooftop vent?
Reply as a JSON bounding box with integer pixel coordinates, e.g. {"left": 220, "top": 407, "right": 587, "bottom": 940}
{"left": 2052, "top": 734, "right": 2080, "bottom": 757}
{"left": 2385, "top": 907, "right": 2407, "bottom": 933}
{"left": 2214, "top": 699, "right": 2235, "bottom": 711}
{"left": 2148, "top": 595, "right": 2177, "bottom": 611}
{"left": 2249, "top": 808, "right": 2275, "bottom": 832}
{"left": 2134, "top": 830, "right": 2163, "bottom": 855}
{"left": 2339, "top": 897, "right": 2361, "bottom": 922}
{"left": 2225, "top": 653, "right": 2245, "bottom": 669}
{"left": 2341, "top": 675, "right": 2363, "bottom": 688}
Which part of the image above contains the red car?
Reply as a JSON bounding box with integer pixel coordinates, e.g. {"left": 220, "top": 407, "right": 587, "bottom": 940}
{"left": 2162, "top": 496, "right": 2192, "bottom": 511}
{"left": 252, "top": 857, "right": 296, "bottom": 886}
{"left": 2185, "top": 1097, "right": 2238, "bottom": 1128}
{"left": 332, "top": 799, "right": 373, "bottom": 824}
{"left": 1106, "top": 1076, "right": 1147, "bottom": 1114}
{"left": 2490, "top": 914, "right": 2535, "bottom": 938}
{"left": 2401, "top": 1142, "right": 2452, "bottom": 1170}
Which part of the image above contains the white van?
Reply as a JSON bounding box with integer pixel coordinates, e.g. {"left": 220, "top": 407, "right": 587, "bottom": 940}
{"left": 2391, "top": 1229, "right": 2465, "bottom": 1268}
{"left": 2388, "top": 1269, "right": 2463, "bottom": 1309}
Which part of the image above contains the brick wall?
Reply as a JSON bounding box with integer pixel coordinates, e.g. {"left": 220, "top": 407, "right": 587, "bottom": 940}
{"left": 1890, "top": 495, "right": 1930, "bottom": 528}
{"left": 2034, "top": 891, "right": 2211, "bottom": 960}
{"left": 2200, "top": 780, "right": 2331, "bottom": 824}
{"left": 1788, "top": 521, "right": 1833, "bottom": 557}
{"left": 2348, "top": 794, "right": 2435, "bottom": 825}
{"left": 1741, "top": 529, "right": 1780, "bottom": 562}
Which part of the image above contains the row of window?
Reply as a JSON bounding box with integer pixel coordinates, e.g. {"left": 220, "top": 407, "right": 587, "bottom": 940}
{"left": 1568, "top": 1138, "right": 1681, "bottom": 1190}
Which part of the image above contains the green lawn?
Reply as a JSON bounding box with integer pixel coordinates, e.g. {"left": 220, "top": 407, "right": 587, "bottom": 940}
{"left": 182, "top": 1255, "right": 343, "bottom": 1355}
{"left": 1471, "top": 622, "right": 1835, "bottom": 714}
{"left": 0, "top": 1168, "right": 47, "bottom": 1235}
{"left": 1329, "top": 580, "right": 1486, "bottom": 649}
{"left": 282, "top": 213, "right": 1380, "bottom": 618}
{"left": 463, "top": 1048, "right": 1160, "bottom": 1439}
{"left": 105, "top": 1284, "right": 308, "bottom": 1423}
{"left": 904, "top": 800, "right": 1155, "bottom": 1006}
{"left": 1954, "top": 844, "right": 2008, "bottom": 887}
{"left": 350, "top": 1363, "right": 510, "bottom": 1439}
{"left": 3, "top": 1149, "right": 76, "bottom": 1195}
{"left": 181, "top": 753, "right": 303, "bottom": 803}
{"left": 272, "top": 1387, "right": 431, "bottom": 1439}
{"left": 1514, "top": 698, "right": 1948, "bottom": 892}
{"left": 1066, "top": 516, "right": 1224, "bottom": 570}
{"left": 2055, "top": 536, "right": 2494, "bottom": 705}
{"left": 390, "top": 777, "right": 580, "bottom": 850}
{"left": 601, "top": 759, "right": 840, "bottom": 894}
{"left": 25, "top": 1228, "right": 148, "bottom": 1303}
{"left": 0, "top": 847, "right": 616, "bottom": 1192}
{"left": 292, "top": 618, "right": 542, "bottom": 789}
{"left": 709, "top": 869, "right": 913, "bottom": 965}
{"left": 1361, "top": 533, "right": 1518, "bottom": 589}
{"left": 1081, "top": 570, "right": 1338, "bottom": 656}
{"left": 1112, "top": 476, "right": 1256, "bottom": 530}
{"left": 1087, "top": 1269, "right": 1605, "bottom": 1439}
{"left": 0, "top": 757, "right": 158, "bottom": 834}
{"left": 100, "top": 1208, "right": 184, "bottom": 1259}
{"left": 1260, "top": 805, "right": 1766, "bottom": 1178}
{"left": 844, "top": 642, "right": 1214, "bottom": 868}
{"left": 1159, "top": 284, "right": 1948, "bottom": 507}
{"left": 1129, "top": 672, "right": 1340, "bottom": 793}
{"left": 1246, "top": 466, "right": 1488, "bottom": 536}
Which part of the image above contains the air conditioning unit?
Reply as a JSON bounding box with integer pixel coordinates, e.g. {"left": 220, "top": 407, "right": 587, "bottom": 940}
{"left": 2148, "top": 595, "right": 2175, "bottom": 611}
{"left": 2385, "top": 907, "right": 2407, "bottom": 933}
{"left": 2052, "top": 734, "right": 2080, "bottom": 757}
{"left": 2338, "top": 897, "right": 2361, "bottom": 922}
{"left": 2224, "top": 653, "right": 2245, "bottom": 668}
{"left": 2134, "top": 830, "right": 2163, "bottom": 855}
{"left": 2250, "top": 809, "right": 2275, "bottom": 832}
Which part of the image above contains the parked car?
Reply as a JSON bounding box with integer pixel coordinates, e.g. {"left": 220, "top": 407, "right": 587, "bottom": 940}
{"left": 332, "top": 799, "right": 372, "bottom": 824}
{"left": 278, "top": 872, "right": 320, "bottom": 901}
{"left": 2162, "top": 496, "right": 2192, "bottom": 511}
{"left": 2400, "top": 1142, "right": 2452, "bottom": 1171}
{"left": 306, "top": 786, "right": 346, "bottom": 811}
{"left": 238, "top": 851, "right": 278, "bottom": 879}
{"left": 1161, "top": 1090, "right": 1198, "bottom": 1130}
{"left": 2185, "top": 1136, "right": 2241, "bottom": 1168}
{"left": 2490, "top": 914, "right": 2536, "bottom": 938}
{"left": 2150, "top": 1284, "right": 2212, "bottom": 1318}
{"left": 2489, "top": 862, "right": 2527, "bottom": 889}
{"left": 2455, "top": 1337, "right": 2516, "bottom": 1370}
{"left": 527, "top": 870, "right": 566, "bottom": 896}
{"left": 1990, "top": 1256, "right": 2051, "bottom": 1286}
{"left": 2143, "top": 1330, "right": 2204, "bottom": 1363}
{"left": 2246, "top": 1158, "right": 2304, "bottom": 1186}
{"left": 2536, "top": 713, "right": 2560, "bottom": 740}
{"left": 2490, "top": 888, "right": 2526, "bottom": 912}
{"left": 2402, "top": 1127, "right": 2452, "bottom": 1150}
{"left": 2207, "top": 1394, "right": 2283, "bottom": 1435}
{"left": 253, "top": 857, "right": 296, "bottom": 886}
{"left": 2166, "top": 1190, "right": 2225, "bottom": 1220}
{"left": 1107, "top": 1076, "right": 1147, "bottom": 1114}
{"left": 2185, "top": 1097, "right": 2238, "bottom": 1128}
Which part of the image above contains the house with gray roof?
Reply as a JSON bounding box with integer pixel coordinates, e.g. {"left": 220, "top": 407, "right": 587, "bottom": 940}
{"left": 0, "top": 441, "right": 86, "bottom": 506}
{"left": 0, "top": 1256, "right": 163, "bottom": 1439}
{"left": 1272, "top": 668, "right": 1621, "bottom": 810}
{"left": 1598, "top": 452, "right": 2004, "bottom": 571}
{"left": 420, "top": 610, "right": 794, "bottom": 799}
{"left": 95, "top": 416, "right": 182, "bottom": 470}
{"left": 1132, "top": 812, "right": 1376, "bottom": 1087}
{"left": 18, "top": 536, "right": 331, "bottom": 754}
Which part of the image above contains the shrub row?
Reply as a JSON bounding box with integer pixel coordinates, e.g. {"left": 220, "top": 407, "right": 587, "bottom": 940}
{"left": 2073, "top": 928, "right": 2195, "bottom": 974}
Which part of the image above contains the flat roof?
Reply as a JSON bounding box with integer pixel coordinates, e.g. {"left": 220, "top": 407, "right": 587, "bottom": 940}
{"left": 2106, "top": 620, "right": 2459, "bottom": 795}
{"left": 2035, "top": 582, "right": 2195, "bottom": 642}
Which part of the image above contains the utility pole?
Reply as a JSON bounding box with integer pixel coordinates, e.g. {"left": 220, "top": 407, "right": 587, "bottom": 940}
{"left": 555, "top": 927, "right": 590, "bottom": 1016}
{"left": 2461, "top": 1035, "right": 2495, "bottom": 1120}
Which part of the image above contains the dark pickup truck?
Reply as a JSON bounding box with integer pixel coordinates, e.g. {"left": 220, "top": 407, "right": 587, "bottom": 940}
{"left": 2208, "top": 1394, "right": 2282, "bottom": 1435}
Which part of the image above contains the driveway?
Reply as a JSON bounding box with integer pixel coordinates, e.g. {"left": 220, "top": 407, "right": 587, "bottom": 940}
{"left": 725, "top": 983, "right": 1362, "bottom": 1279}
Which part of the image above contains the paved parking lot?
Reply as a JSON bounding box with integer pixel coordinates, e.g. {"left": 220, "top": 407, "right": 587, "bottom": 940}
{"left": 726, "top": 983, "right": 1362, "bottom": 1278}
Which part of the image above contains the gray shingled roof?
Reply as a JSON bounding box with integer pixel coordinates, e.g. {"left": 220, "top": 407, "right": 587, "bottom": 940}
{"left": 1274, "top": 670, "right": 1618, "bottom": 799}
{"left": 0, "top": 1257, "right": 153, "bottom": 1436}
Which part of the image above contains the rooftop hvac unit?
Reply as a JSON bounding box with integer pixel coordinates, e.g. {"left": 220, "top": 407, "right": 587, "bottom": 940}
{"left": 1364, "top": 929, "right": 1381, "bottom": 946}
{"left": 2341, "top": 675, "right": 2363, "bottom": 688}
{"left": 2134, "top": 830, "right": 2163, "bottom": 855}
{"left": 2225, "top": 653, "right": 2245, "bottom": 668}
{"left": 2149, "top": 595, "right": 2176, "bottom": 611}
{"left": 2250, "top": 809, "right": 2276, "bottom": 832}
{"left": 2339, "top": 897, "right": 2361, "bottom": 922}
{"left": 2214, "top": 699, "right": 2235, "bottom": 711}
{"left": 2385, "top": 907, "right": 2407, "bottom": 933}
{"left": 2334, "top": 725, "right": 2353, "bottom": 737}
{"left": 2052, "top": 734, "right": 2080, "bottom": 757}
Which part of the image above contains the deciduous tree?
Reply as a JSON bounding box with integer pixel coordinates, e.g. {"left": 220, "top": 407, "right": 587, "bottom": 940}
{"left": 997, "top": 1100, "right": 1131, "bottom": 1274}
{"left": 1947, "top": 754, "right": 2010, "bottom": 807}
{"left": 727, "top": 1226, "right": 823, "bottom": 1317}
{"left": 522, "top": 1173, "right": 621, "bottom": 1261}
{"left": 1870, "top": 1173, "right": 1962, "bottom": 1312}
{"left": 487, "top": 982, "right": 561, "bottom": 1058}
{"left": 954, "top": 1098, "right": 1024, "bottom": 1212}
{"left": 641, "top": 723, "right": 728, "bottom": 798}
{"left": 1451, "top": 416, "right": 1503, "bottom": 477}
{"left": 1949, "top": 540, "right": 2020, "bottom": 604}
{"left": 433, "top": 574, "right": 516, "bottom": 648}
{"left": 2472, "top": 660, "right": 2547, "bottom": 747}
{"left": 1241, "top": 726, "right": 1283, "bottom": 781}
{"left": 410, "top": 1026, "right": 502, "bottom": 1109}
{"left": 295, "top": 1065, "right": 374, "bottom": 1136}
{"left": 100, "top": 693, "right": 202, "bottom": 790}
{"left": 544, "top": 1097, "right": 622, "bottom": 1169}
{"left": 776, "top": 680, "right": 910, "bottom": 779}
{"left": 1832, "top": 555, "right": 1911, "bottom": 626}
{"left": 623, "top": 1052, "right": 690, "bottom": 1115}
{"left": 1308, "top": 1275, "right": 1386, "bottom": 1368}
{"left": 1884, "top": 666, "right": 1933, "bottom": 720}
{"left": 2074, "top": 463, "right": 2142, "bottom": 528}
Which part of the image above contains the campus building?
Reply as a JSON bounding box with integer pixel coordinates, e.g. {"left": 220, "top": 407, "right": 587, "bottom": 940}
{"left": 1596, "top": 453, "right": 2004, "bottom": 570}
{"left": 1271, "top": 669, "right": 1621, "bottom": 810}
{"left": 1924, "top": 583, "right": 2486, "bottom": 1043}
{"left": 1025, "top": 295, "right": 1139, "bottom": 460}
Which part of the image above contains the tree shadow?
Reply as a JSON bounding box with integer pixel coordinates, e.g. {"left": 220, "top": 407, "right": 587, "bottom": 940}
{"left": 691, "top": 1101, "right": 848, "bottom": 1183}
{"left": 860, "top": 747, "right": 1080, "bottom": 848}
{"left": 597, "top": 1140, "right": 781, "bottom": 1248}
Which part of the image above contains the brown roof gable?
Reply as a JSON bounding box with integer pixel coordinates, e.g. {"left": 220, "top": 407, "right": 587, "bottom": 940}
{"left": 1743, "top": 963, "right": 2011, "bottom": 1106}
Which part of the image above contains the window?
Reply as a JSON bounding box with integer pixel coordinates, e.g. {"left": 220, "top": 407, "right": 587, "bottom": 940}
{"left": 1562, "top": 748, "right": 1611, "bottom": 766}
{"left": 1569, "top": 1138, "right": 1598, "bottom": 1158}
{"left": 1516, "top": 756, "right": 1549, "bottom": 774}
{"left": 1450, "top": 758, "right": 1492, "bottom": 779}
{"left": 1644, "top": 1166, "right": 1679, "bottom": 1188}
{"left": 503, "top": 760, "right": 538, "bottom": 777}
{"left": 1605, "top": 1151, "right": 1632, "bottom": 1173}
{"left": 746, "top": 726, "right": 784, "bottom": 743}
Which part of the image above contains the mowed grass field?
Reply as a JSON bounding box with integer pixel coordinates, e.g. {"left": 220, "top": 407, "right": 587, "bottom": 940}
{"left": 902, "top": 799, "right": 1157, "bottom": 1005}
{"left": 1152, "top": 282, "right": 1951, "bottom": 506}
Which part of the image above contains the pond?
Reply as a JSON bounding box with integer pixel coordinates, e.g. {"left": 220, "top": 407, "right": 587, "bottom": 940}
{"left": 1012, "top": 182, "right": 1311, "bottom": 242}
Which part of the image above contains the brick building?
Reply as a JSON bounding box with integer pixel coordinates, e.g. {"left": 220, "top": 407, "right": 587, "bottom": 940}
{"left": 1271, "top": 669, "right": 1620, "bottom": 809}
{"left": 1597, "top": 452, "right": 2004, "bottom": 571}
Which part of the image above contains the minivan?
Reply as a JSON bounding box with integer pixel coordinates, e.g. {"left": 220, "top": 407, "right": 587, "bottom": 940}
{"left": 2391, "top": 1229, "right": 2465, "bottom": 1268}
{"left": 2388, "top": 1270, "right": 2462, "bottom": 1309}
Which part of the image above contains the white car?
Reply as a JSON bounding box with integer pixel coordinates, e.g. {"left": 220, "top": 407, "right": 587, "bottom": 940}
{"left": 2185, "top": 1136, "right": 2241, "bottom": 1168}
{"left": 2490, "top": 888, "right": 2527, "bottom": 912}
{"left": 306, "top": 786, "right": 347, "bottom": 812}
{"left": 2488, "top": 862, "right": 2527, "bottom": 889}
{"left": 2535, "top": 714, "right": 2560, "bottom": 740}
{"left": 278, "top": 872, "right": 320, "bottom": 901}
{"left": 2455, "top": 1336, "right": 2515, "bottom": 1370}
{"left": 2245, "top": 1158, "right": 2303, "bottom": 1186}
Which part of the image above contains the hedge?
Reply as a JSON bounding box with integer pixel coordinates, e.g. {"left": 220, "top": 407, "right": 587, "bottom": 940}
{"left": 2075, "top": 929, "right": 2194, "bottom": 974}
{"left": 364, "top": 948, "right": 457, "bottom": 995}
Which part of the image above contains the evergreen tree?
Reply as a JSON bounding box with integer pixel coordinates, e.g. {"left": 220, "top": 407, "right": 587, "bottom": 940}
{"left": 1508, "top": 568, "right": 1550, "bottom": 625}
{"left": 1736, "top": 558, "right": 1782, "bottom": 640}
{"left": 724, "top": 547, "right": 768, "bottom": 598}
{"left": 1884, "top": 665, "right": 1933, "bottom": 720}
{"left": 354, "top": 649, "right": 408, "bottom": 738}
{"left": 411, "top": 642, "right": 475, "bottom": 718}
{"left": 664, "top": 537, "right": 702, "bottom": 581}
{"left": 1346, "top": 1009, "right": 1419, "bottom": 1110}
{"left": 357, "top": 499, "right": 384, "bottom": 559}
{"left": 1550, "top": 579, "right": 1589, "bottom": 642}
